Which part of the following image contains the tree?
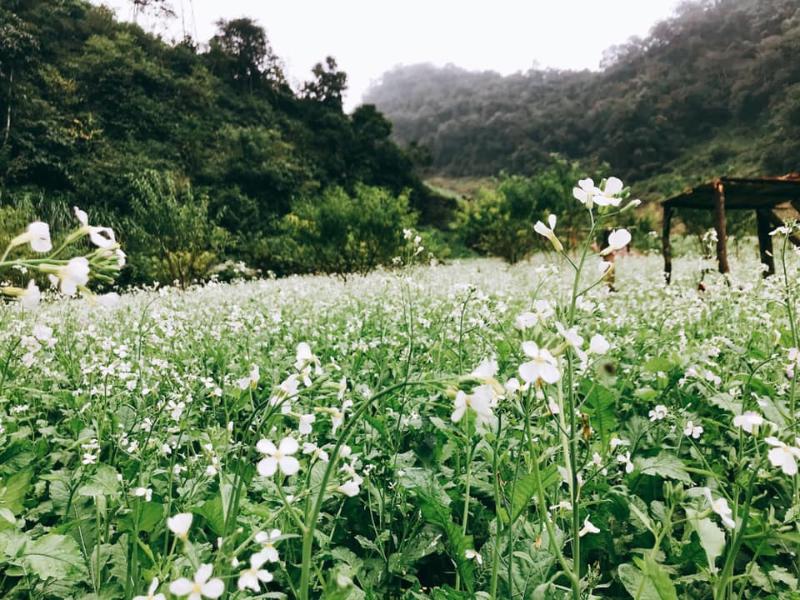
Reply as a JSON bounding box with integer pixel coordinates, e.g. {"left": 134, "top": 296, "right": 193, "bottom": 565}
{"left": 302, "top": 56, "right": 347, "bottom": 110}
{"left": 207, "top": 18, "right": 284, "bottom": 94}
{"left": 0, "top": 10, "right": 37, "bottom": 149}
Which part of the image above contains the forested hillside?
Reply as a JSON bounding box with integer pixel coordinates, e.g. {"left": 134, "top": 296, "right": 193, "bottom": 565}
{"left": 365, "top": 0, "right": 800, "bottom": 194}
{"left": 0, "top": 0, "right": 443, "bottom": 282}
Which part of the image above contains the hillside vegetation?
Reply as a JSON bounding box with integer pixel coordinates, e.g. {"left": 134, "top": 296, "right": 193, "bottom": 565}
{"left": 364, "top": 0, "right": 800, "bottom": 197}
{"left": 0, "top": 0, "right": 446, "bottom": 283}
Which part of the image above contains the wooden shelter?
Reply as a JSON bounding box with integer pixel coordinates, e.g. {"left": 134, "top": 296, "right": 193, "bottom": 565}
{"left": 661, "top": 175, "right": 800, "bottom": 283}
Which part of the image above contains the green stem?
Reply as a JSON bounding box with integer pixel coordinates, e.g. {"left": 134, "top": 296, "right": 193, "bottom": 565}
{"left": 525, "top": 390, "right": 578, "bottom": 592}
{"left": 456, "top": 410, "right": 473, "bottom": 592}
{"left": 780, "top": 233, "right": 799, "bottom": 505}
{"left": 715, "top": 460, "right": 760, "bottom": 599}
{"left": 490, "top": 416, "right": 503, "bottom": 600}
{"left": 298, "top": 380, "right": 432, "bottom": 600}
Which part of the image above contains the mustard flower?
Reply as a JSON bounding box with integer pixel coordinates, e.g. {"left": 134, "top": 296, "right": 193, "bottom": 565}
{"left": 169, "top": 564, "right": 224, "bottom": 600}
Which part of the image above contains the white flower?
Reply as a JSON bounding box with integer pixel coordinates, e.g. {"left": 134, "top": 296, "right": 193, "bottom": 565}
{"left": 254, "top": 529, "right": 282, "bottom": 562}
{"left": 464, "top": 549, "right": 483, "bottom": 565}
{"left": 20, "top": 280, "right": 41, "bottom": 309}
{"left": 573, "top": 178, "right": 602, "bottom": 209}
{"left": 589, "top": 334, "right": 610, "bottom": 355}
{"left": 133, "top": 577, "right": 166, "bottom": 600}
{"left": 504, "top": 377, "right": 521, "bottom": 393}
{"left": 299, "top": 413, "right": 316, "bottom": 435}
{"left": 765, "top": 437, "right": 800, "bottom": 475}
{"left": 134, "top": 487, "right": 153, "bottom": 502}
{"left": 451, "top": 386, "right": 494, "bottom": 426}
{"left": 703, "top": 488, "right": 735, "bottom": 529}
{"left": 515, "top": 300, "right": 554, "bottom": 330}
{"left": 470, "top": 357, "right": 498, "bottom": 381}
{"left": 237, "top": 553, "right": 273, "bottom": 592}
{"left": 733, "top": 411, "right": 764, "bottom": 434}
{"left": 12, "top": 221, "right": 52, "bottom": 253}
{"left": 555, "top": 322, "right": 584, "bottom": 348}
{"left": 601, "top": 229, "right": 632, "bottom": 255}
{"left": 237, "top": 365, "right": 260, "bottom": 390}
{"left": 617, "top": 451, "right": 634, "bottom": 473}
{"left": 648, "top": 405, "right": 668, "bottom": 421}
{"left": 169, "top": 564, "right": 224, "bottom": 600}
{"left": 579, "top": 516, "right": 600, "bottom": 537}
{"left": 74, "top": 207, "right": 117, "bottom": 248}
{"left": 610, "top": 437, "right": 629, "bottom": 450}
{"left": 330, "top": 399, "right": 353, "bottom": 435}
{"left": 770, "top": 225, "right": 793, "bottom": 236}
{"left": 302, "top": 441, "right": 329, "bottom": 462}
{"left": 115, "top": 248, "right": 127, "bottom": 267}
{"left": 602, "top": 177, "right": 624, "bottom": 197}
{"left": 256, "top": 437, "right": 300, "bottom": 477}
{"left": 534, "top": 214, "right": 563, "bottom": 252}
{"left": 295, "top": 342, "right": 317, "bottom": 371}
{"left": 337, "top": 479, "right": 361, "bottom": 497}
{"left": 57, "top": 257, "right": 90, "bottom": 296}
{"left": 684, "top": 421, "right": 703, "bottom": 439}
{"left": 74, "top": 206, "right": 89, "bottom": 226}
{"left": 167, "top": 513, "right": 193, "bottom": 540}
{"left": 88, "top": 226, "right": 115, "bottom": 249}
{"left": 518, "top": 342, "right": 560, "bottom": 385}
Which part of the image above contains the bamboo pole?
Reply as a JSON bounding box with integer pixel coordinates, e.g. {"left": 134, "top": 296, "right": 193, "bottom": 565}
{"left": 662, "top": 204, "right": 673, "bottom": 284}
{"left": 713, "top": 179, "right": 730, "bottom": 274}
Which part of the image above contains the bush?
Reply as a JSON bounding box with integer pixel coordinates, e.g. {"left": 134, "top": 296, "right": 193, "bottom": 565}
{"left": 124, "top": 171, "right": 230, "bottom": 287}
{"left": 274, "top": 184, "right": 415, "bottom": 277}
{"left": 455, "top": 156, "right": 605, "bottom": 263}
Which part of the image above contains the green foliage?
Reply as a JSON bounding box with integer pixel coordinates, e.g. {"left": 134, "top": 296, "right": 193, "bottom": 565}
{"left": 0, "top": 0, "right": 433, "bottom": 278}
{"left": 455, "top": 156, "right": 602, "bottom": 262}
{"left": 274, "top": 184, "right": 415, "bottom": 277}
{"left": 125, "top": 170, "right": 229, "bottom": 287}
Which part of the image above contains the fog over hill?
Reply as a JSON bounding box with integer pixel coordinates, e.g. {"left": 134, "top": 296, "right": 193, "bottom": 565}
{"left": 364, "top": 0, "right": 800, "bottom": 190}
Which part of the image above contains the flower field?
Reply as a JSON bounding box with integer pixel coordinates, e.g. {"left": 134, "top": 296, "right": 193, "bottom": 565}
{"left": 3, "top": 210, "right": 800, "bottom": 599}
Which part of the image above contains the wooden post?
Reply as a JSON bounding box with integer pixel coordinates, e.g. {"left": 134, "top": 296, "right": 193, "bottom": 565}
{"left": 662, "top": 204, "right": 673, "bottom": 284}
{"left": 756, "top": 209, "right": 775, "bottom": 277}
{"left": 713, "top": 179, "right": 730, "bottom": 274}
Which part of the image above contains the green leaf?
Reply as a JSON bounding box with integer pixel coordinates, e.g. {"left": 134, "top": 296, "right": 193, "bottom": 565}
{"left": 416, "top": 494, "right": 474, "bottom": 594}
{"left": 508, "top": 464, "right": 558, "bottom": 524}
{"left": 581, "top": 382, "right": 617, "bottom": 448}
{"left": 686, "top": 508, "right": 725, "bottom": 571}
{"left": 78, "top": 465, "right": 121, "bottom": 501}
{"left": 707, "top": 393, "right": 742, "bottom": 415}
{"left": 0, "top": 468, "right": 33, "bottom": 515}
{"left": 642, "top": 555, "right": 678, "bottom": 600}
{"left": 635, "top": 454, "right": 692, "bottom": 484}
{"left": 0, "top": 508, "right": 16, "bottom": 532}
{"left": 21, "top": 534, "right": 88, "bottom": 582}
{"left": 137, "top": 502, "right": 165, "bottom": 533}
{"left": 197, "top": 497, "right": 225, "bottom": 537}
{"left": 643, "top": 357, "right": 673, "bottom": 373}
{"left": 619, "top": 562, "right": 659, "bottom": 600}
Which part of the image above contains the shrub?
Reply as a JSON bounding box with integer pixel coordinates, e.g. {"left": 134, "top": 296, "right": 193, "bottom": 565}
{"left": 124, "top": 171, "right": 229, "bottom": 287}
{"left": 275, "top": 184, "right": 415, "bottom": 277}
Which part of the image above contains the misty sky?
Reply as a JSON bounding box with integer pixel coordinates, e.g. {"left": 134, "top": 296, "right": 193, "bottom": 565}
{"left": 95, "top": 0, "right": 683, "bottom": 111}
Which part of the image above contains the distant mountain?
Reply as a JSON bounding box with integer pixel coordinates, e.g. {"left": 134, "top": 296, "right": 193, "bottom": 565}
{"left": 364, "top": 0, "right": 800, "bottom": 197}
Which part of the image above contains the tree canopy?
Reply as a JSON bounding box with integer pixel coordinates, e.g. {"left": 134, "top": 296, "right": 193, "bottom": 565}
{"left": 364, "top": 0, "right": 800, "bottom": 194}
{"left": 0, "top": 0, "right": 445, "bottom": 280}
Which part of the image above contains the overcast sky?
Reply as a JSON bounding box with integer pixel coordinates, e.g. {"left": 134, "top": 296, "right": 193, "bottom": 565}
{"left": 95, "top": 0, "right": 684, "bottom": 111}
